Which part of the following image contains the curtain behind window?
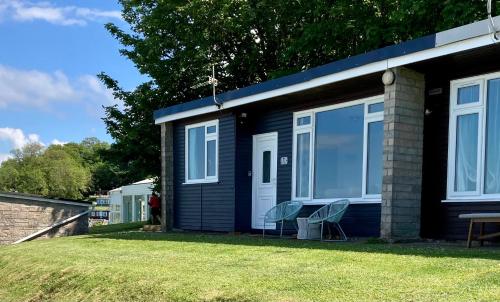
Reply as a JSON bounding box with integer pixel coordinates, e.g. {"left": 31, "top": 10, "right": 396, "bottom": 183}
{"left": 455, "top": 113, "right": 478, "bottom": 192}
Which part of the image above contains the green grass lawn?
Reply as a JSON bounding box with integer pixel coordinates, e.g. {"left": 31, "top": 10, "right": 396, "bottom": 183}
{"left": 89, "top": 221, "right": 147, "bottom": 234}
{"left": 0, "top": 227, "right": 499, "bottom": 302}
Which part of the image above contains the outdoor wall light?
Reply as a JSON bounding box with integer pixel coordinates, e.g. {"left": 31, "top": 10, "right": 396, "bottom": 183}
{"left": 239, "top": 112, "right": 248, "bottom": 126}
{"left": 382, "top": 69, "right": 395, "bottom": 86}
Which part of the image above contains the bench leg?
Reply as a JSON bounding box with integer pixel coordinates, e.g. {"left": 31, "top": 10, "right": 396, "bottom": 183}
{"left": 479, "top": 222, "right": 485, "bottom": 247}
{"left": 467, "top": 220, "right": 474, "bottom": 248}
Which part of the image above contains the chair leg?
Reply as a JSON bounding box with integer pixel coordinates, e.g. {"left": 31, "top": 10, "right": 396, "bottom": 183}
{"left": 280, "top": 220, "right": 284, "bottom": 238}
{"left": 336, "top": 222, "right": 348, "bottom": 241}
{"left": 262, "top": 222, "right": 265, "bottom": 238}
{"left": 320, "top": 221, "right": 324, "bottom": 242}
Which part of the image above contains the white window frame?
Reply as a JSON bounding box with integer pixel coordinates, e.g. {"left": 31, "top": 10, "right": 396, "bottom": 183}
{"left": 292, "top": 95, "right": 384, "bottom": 205}
{"left": 291, "top": 112, "right": 313, "bottom": 201}
{"left": 446, "top": 71, "right": 500, "bottom": 202}
{"left": 185, "top": 119, "right": 219, "bottom": 184}
{"left": 362, "top": 99, "right": 384, "bottom": 199}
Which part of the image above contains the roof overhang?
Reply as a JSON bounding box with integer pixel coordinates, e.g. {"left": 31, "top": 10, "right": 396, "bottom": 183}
{"left": 155, "top": 17, "right": 500, "bottom": 124}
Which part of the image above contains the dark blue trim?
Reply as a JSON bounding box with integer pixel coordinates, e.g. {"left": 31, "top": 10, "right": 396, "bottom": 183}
{"left": 154, "top": 34, "right": 436, "bottom": 120}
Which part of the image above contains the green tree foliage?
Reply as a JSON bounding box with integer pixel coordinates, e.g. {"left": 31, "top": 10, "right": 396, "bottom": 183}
{"left": 0, "top": 143, "right": 49, "bottom": 196}
{"left": 59, "top": 138, "right": 124, "bottom": 193}
{"left": 0, "top": 138, "right": 121, "bottom": 199}
{"left": 41, "top": 146, "right": 90, "bottom": 199}
{"left": 100, "top": 0, "right": 497, "bottom": 180}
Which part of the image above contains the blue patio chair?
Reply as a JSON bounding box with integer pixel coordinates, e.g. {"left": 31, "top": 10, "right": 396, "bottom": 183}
{"left": 263, "top": 200, "right": 303, "bottom": 238}
{"left": 307, "top": 199, "right": 350, "bottom": 241}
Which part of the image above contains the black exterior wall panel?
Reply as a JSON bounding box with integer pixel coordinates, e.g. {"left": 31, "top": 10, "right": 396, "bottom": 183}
{"left": 417, "top": 49, "right": 500, "bottom": 240}
{"left": 173, "top": 113, "right": 236, "bottom": 232}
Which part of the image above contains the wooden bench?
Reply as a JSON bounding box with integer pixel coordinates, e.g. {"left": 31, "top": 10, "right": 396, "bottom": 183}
{"left": 458, "top": 213, "right": 500, "bottom": 248}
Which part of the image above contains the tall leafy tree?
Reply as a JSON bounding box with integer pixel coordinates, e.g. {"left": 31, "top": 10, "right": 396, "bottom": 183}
{"left": 41, "top": 146, "right": 91, "bottom": 200}
{"left": 60, "top": 138, "right": 123, "bottom": 193}
{"left": 0, "top": 138, "right": 122, "bottom": 199}
{"left": 100, "top": 0, "right": 494, "bottom": 180}
{"left": 0, "top": 143, "right": 49, "bottom": 196}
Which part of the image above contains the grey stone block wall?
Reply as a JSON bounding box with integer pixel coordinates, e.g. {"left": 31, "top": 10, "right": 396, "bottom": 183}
{"left": 381, "top": 67, "right": 425, "bottom": 241}
{"left": 0, "top": 195, "right": 89, "bottom": 244}
{"left": 161, "top": 122, "right": 174, "bottom": 231}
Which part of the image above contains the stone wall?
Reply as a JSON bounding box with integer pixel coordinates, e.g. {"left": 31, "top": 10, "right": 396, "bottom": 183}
{"left": 0, "top": 194, "right": 89, "bottom": 244}
{"left": 381, "top": 67, "right": 425, "bottom": 241}
{"left": 161, "top": 122, "right": 174, "bottom": 231}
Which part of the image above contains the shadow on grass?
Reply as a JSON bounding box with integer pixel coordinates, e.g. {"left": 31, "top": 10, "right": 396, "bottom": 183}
{"left": 83, "top": 230, "right": 500, "bottom": 261}
{"left": 89, "top": 221, "right": 147, "bottom": 234}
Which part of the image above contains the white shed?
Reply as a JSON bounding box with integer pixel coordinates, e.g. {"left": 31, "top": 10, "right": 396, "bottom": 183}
{"left": 108, "top": 178, "right": 155, "bottom": 224}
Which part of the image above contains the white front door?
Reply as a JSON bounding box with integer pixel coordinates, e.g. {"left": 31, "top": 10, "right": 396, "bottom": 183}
{"left": 252, "top": 132, "right": 278, "bottom": 229}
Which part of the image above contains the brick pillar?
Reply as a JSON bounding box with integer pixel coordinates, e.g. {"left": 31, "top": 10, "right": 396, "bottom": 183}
{"left": 380, "top": 67, "right": 425, "bottom": 241}
{"left": 161, "top": 122, "right": 174, "bottom": 232}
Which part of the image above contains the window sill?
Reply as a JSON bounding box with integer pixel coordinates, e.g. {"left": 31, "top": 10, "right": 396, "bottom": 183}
{"left": 183, "top": 179, "right": 219, "bottom": 185}
{"left": 442, "top": 198, "right": 500, "bottom": 203}
{"left": 301, "top": 198, "right": 381, "bottom": 205}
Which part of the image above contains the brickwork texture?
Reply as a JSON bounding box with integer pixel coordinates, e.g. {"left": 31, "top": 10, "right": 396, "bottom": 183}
{"left": 0, "top": 195, "right": 89, "bottom": 244}
{"left": 381, "top": 67, "right": 425, "bottom": 241}
{"left": 161, "top": 122, "right": 174, "bottom": 231}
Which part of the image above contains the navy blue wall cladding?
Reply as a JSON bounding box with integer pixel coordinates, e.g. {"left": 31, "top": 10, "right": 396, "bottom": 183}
{"left": 173, "top": 113, "right": 236, "bottom": 232}
{"left": 234, "top": 117, "right": 253, "bottom": 232}
{"left": 296, "top": 204, "right": 381, "bottom": 237}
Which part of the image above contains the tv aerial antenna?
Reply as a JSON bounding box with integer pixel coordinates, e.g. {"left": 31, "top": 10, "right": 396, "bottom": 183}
{"left": 488, "top": 0, "right": 499, "bottom": 40}
{"left": 191, "top": 65, "right": 222, "bottom": 108}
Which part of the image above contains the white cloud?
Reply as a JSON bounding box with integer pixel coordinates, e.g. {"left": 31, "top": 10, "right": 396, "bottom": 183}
{"left": 0, "top": 65, "right": 77, "bottom": 109}
{"left": 0, "top": 127, "right": 68, "bottom": 164}
{"left": 0, "top": 128, "right": 42, "bottom": 150}
{"left": 0, "top": 127, "right": 43, "bottom": 163}
{"left": 0, "top": 64, "right": 118, "bottom": 113}
{"left": 0, "top": 1, "right": 122, "bottom": 26}
{"left": 0, "top": 153, "right": 11, "bottom": 164}
{"left": 50, "top": 139, "right": 67, "bottom": 145}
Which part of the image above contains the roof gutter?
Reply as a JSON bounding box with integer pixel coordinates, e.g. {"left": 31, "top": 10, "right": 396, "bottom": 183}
{"left": 155, "top": 16, "right": 500, "bottom": 124}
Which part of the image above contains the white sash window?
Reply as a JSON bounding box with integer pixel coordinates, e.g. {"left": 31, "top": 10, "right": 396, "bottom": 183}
{"left": 292, "top": 96, "right": 384, "bottom": 204}
{"left": 185, "top": 120, "right": 218, "bottom": 183}
{"left": 447, "top": 71, "right": 500, "bottom": 200}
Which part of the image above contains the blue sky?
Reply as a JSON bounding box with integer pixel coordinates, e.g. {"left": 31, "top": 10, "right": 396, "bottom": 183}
{"left": 0, "top": 0, "right": 143, "bottom": 162}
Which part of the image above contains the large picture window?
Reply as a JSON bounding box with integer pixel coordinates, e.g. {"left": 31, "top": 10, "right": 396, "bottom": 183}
{"left": 292, "top": 96, "right": 384, "bottom": 203}
{"left": 185, "top": 120, "right": 218, "bottom": 183}
{"left": 448, "top": 72, "right": 500, "bottom": 200}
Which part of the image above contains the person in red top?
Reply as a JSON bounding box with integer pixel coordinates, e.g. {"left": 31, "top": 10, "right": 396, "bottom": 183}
{"left": 148, "top": 192, "right": 161, "bottom": 224}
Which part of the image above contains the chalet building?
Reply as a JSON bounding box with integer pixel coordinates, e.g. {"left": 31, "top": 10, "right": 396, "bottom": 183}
{"left": 154, "top": 17, "right": 500, "bottom": 241}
